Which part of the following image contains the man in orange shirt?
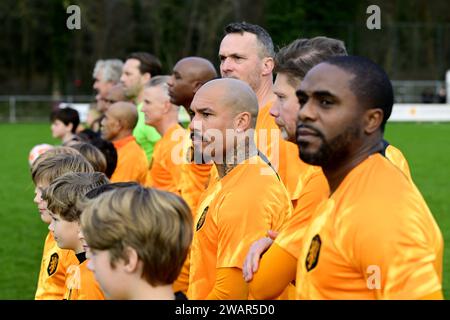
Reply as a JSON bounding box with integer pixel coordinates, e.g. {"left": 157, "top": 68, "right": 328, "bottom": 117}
{"left": 167, "top": 57, "right": 218, "bottom": 295}
{"left": 167, "top": 57, "right": 218, "bottom": 211}
{"left": 243, "top": 39, "right": 415, "bottom": 300}
{"left": 187, "top": 78, "right": 291, "bottom": 300}
{"left": 219, "top": 22, "right": 289, "bottom": 182}
{"left": 101, "top": 102, "right": 148, "bottom": 184}
{"left": 291, "top": 56, "right": 443, "bottom": 299}
{"left": 142, "top": 76, "right": 185, "bottom": 194}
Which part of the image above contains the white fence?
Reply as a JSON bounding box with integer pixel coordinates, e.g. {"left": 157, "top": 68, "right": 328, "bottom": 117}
{"left": 1, "top": 92, "right": 450, "bottom": 123}
{"left": 389, "top": 104, "right": 450, "bottom": 122}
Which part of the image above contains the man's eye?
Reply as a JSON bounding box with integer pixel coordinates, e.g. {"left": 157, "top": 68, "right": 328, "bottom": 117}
{"left": 320, "top": 99, "right": 333, "bottom": 106}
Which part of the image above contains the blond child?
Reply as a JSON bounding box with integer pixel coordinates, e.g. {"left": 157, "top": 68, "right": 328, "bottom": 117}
{"left": 31, "top": 150, "right": 94, "bottom": 299}
{"left": 81, "top": 186, "right": 192, "bottom": 300}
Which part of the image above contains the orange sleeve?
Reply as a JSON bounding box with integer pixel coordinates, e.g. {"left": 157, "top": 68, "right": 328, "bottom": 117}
{"left": 275, "top": 171, "right": 328, "bottom": 258}
{"left": 206, "top": 267, "right": 248, "bottom": 300}
{"left": 249, "top": 243, "right": 297, "bottom": 300}
{"left": 216, "top": 180, "right": 291, "bottom": 269}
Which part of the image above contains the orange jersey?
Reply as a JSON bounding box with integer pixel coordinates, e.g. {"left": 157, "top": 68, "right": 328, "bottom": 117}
{"left": 64, "top": 253, "right": 105, "bottom": 300}
{"left": 250, "top": 143, "right": 414, "bottom": 300}
{"left": 384, "top": 141, "right": 412, "bottom": 180}
{"left": 110, "top": 135, "right": 148, "bottom": 185}
{"left": 188, "top": 155, "right": 292, "bottom": 300}
{"left": 250, "top": 153, "right": 328, "bottom": 300}
{"left": 146, "top": 124, "right": 185, "bottom": 194}
{"left": 255, "top": 102, "right": 306, "bottom": 200}
{"left": 296, "top": 153, "right": 443, "bottom": 300}
{"left": 35, "top": 232, "right": 79, "bottom": 300}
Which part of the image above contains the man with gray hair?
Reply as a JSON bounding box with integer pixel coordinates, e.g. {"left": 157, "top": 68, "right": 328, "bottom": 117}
{"left": 93, "top": 59, "right": 124, "bottom": 112}
{"left": 141, "top": 76, "right": 184, "bottom": 193}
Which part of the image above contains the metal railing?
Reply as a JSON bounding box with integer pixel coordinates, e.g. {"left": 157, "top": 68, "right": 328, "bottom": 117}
{"left": 0, "top": 95, "right": 94, "bottom": 123}
{"left": 0, "top": 80, "right": 448, "bottom": 123}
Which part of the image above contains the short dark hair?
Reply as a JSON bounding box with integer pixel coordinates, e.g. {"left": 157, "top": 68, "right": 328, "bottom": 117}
{"left": 127, "top": 52, "right": 162, "bottom": 77}
{"left": 323, "top": 55, "right": 393, "bottom": 132}
{"left": 50, "top": 107, "right": 80, "bottom": 133}
{"left": 90, "top": 137, "right": 118, "bottom": 178}
{"left": 275, "top": 37, "right": 347, "bottom": 86}
{"left": 224, "top": 22, "right": 275, "bottom": 58}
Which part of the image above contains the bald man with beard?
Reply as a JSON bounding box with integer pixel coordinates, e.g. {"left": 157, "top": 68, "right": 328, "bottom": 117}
{"left": 187, "top": 78, "right": 291, "bottom": 300}
{"left": 101, "top": 102, "right": 148, "bottom": 184}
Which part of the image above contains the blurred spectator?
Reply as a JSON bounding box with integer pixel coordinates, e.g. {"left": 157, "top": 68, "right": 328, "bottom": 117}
{"left": 93, "top": 59, "right": 124, "bottom": 112}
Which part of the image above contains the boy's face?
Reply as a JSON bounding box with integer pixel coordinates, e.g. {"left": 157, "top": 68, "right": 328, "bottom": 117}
{"left": 33, "top": 184, "right": 52, "bottom": 224}
{"left": 48, "top": 213, "right": 82, "bottom": 252}
{"left": 88, "top": 249, "right": 127, "bottom": 300}
{"left": 51, "top": 119, "right": 72, "bottom": 139}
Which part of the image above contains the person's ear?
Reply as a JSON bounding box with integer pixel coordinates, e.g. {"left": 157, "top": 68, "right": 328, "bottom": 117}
{"left": 142, "top": 72, "right": 151, "bottom": 85}
{"left": 364, "top": 108, "right": 384, "bottom": 134}
{"left": 162, "top": 100, "right": 172, "bottom": 114}
{"left": 234, "top": 112, "right": 251, "bottom": 132}
{"left": 67, "top": 123, "right": 74, "bottom": 133}
{"left": 261, "top": 57, "right": 275, "bottom": 77}
{"left": 123, "top": 246, "right": 139, "bottom": 273}
{"left": 192, "top": 81, "right": 203, "bottom": 94}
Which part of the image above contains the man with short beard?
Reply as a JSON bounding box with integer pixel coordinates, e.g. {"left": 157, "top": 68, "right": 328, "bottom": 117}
{"left": 187, "top": 78, "right": 291, "bottom": 300}
{"left": 293, "top": 56, "right": 442, "bottom": 299}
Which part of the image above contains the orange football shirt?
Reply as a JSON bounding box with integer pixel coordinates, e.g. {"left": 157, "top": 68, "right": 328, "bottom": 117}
{"left": 188, "top": 155, "right": 292, "bottom": 300}
{"left": 295, "top": 154, "right": 443, "bottom": 300}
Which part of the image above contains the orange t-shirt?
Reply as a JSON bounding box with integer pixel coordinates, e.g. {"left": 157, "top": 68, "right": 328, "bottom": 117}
{"left": 110, "top": 135, "right": 148, "bottom": 185}
{"left": 255, "top": 101, "right": 299, "bottom": 191}
{"left": 249, "top": 143, "right": 415, "bottom": 300}
{"left": 384, "top": 142, "right": 412, "bottom": 180}
{"left": 63, "top": 253, "right": 105, "bottom": 300}
{"left": 146, "top": 124, "right": 185, "bottom": 194}
{"left": 35, "top": 232, "right": 79, "bottom": 300}
{"left": 295, "top": 153, "right": 443, "bottom": 300}
{"left": 250, "top": 152, "right": 329, "bottom": 300}
{"left": 188, "top": 155, "right": 292, "bottom": 300}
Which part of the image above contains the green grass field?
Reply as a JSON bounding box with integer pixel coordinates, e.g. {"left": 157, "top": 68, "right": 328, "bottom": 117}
{"left": 0, "top": 122, "right": 449, "bottom": 299}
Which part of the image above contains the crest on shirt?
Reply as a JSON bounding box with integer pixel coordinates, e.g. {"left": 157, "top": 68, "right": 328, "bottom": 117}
{"left": 196, "top": 206, "right": 209, "bottom": 231}
{"left": 47, "top": 253, "right": 59, "bottom": 276}
{"left": 305, "top": 234, "right": 321, "bottom": 272}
